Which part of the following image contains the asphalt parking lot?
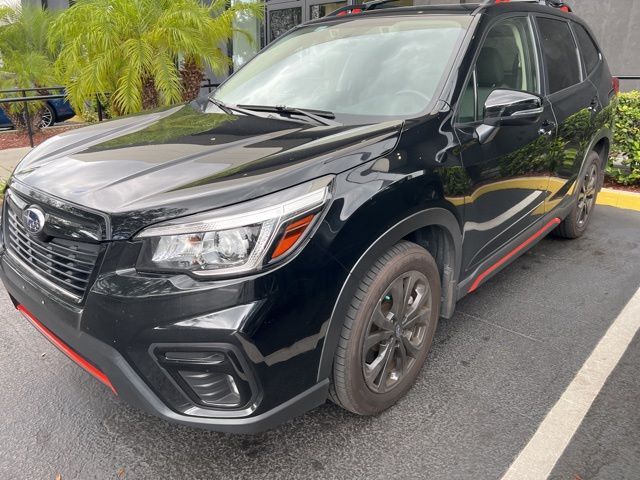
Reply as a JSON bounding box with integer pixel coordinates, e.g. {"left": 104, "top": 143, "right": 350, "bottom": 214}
{"left": 1, "top": 205, "right": 639, "bottom": 480}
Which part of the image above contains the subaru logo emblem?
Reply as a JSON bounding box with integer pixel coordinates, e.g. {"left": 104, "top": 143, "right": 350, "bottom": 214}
{"left": 23, "top": 206, "right": 46, "bottom": 235}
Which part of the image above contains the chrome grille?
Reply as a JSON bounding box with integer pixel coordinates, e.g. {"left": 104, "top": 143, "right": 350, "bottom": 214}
{"left": 6, "top": 205, "right": 100, "bottom": 300}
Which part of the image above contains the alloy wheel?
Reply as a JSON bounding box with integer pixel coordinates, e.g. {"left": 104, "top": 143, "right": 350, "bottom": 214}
{"left": 39, "top": 106, "right": 54, "bottom": 128}
{"left": 577, "top": 163, "right": 598, "bottom": 227}
{"left": 362, "top": 271, "right": 432, "bottom": 393}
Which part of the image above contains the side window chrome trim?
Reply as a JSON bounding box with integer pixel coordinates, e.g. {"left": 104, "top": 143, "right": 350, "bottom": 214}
{"left": 472, "top": 69, "right": 479, "bottom": 121}
{"left": 526, "top": 15, "right": 542, "bottom": 96}
{"left": 567, "top": 21, "right": 586, "bottom": 83}
{"left": 570, "top": 21, "right": 603, "bottom": 78}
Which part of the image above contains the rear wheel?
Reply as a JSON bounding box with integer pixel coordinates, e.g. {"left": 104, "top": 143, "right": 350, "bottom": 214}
{"left": 330, "top": 241, "right": 440, "bottom": 415}
{"left": 554, "top": 151, "right": 602, "bottom": 239}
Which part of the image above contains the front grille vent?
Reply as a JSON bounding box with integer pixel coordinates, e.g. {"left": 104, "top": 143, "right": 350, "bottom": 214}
{"left": 6, "top": 205, "right": 100, "bottom": 300}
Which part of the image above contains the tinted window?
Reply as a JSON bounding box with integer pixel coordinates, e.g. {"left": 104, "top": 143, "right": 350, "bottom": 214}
{"left": 458, "top": 17, "right": 538, "bottom": 123}
{"left": 573, "top": 23, "right": 601, "bottom": 75}
{"left": 458, "top": 73, "right": 477, "bottom": 123}
{"left": 536, "top": 17, "right": 581, "bottom": 93}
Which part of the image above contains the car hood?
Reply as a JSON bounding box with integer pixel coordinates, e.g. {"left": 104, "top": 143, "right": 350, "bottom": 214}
{"left": 12, "top": 103, "right": 403, "bottom": 238}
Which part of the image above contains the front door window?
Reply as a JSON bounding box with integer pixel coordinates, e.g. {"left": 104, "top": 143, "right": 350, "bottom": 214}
{"left": 459, "top": 17, "right": 540, "bottom": 123}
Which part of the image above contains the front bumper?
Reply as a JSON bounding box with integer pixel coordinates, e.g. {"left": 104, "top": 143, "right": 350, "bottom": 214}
{"left": 0, "top": 240, "right": 344, "bottom": 433}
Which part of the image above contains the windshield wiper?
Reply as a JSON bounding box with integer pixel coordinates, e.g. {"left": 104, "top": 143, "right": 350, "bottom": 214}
{"left": 208, "top": 97, "right": 267, "bottom": 118}
{"left": 237, "top": 104, "right": 342, "bottom": 127}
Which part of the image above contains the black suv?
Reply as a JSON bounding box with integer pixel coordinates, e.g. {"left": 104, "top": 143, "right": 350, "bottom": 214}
{"left": 0, "top": 0, "right": 617, "bottom": 433}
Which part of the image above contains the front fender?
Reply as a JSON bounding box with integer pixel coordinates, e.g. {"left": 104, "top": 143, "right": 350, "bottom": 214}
{"left": 316, "top": 206, "right": 462, "bottom": 382}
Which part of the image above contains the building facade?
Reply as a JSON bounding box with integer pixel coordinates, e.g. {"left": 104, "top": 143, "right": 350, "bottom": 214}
{"left": 565, "top": 0, "right": 640, "bottom": 91}
{"left": 24, "top": 0, "right": 640, "bottom": 90}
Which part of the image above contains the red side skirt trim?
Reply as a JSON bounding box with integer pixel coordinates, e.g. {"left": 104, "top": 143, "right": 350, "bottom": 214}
{"left": 468, "top": 217, "right": 561, "bottom": 293}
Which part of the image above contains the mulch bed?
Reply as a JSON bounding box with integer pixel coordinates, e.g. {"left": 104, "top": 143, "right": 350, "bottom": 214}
{"left": 0, "top": 125, "right": 83, "bottom": 150}
{"left": 604, "top": 179, "right": 640, "bottom": 193}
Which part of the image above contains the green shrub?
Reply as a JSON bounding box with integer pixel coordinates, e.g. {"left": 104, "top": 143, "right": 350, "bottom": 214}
{"left": 607, "top": 90, "right": 640, "bottom": 186}
{"left": 0, "top": 177, "right": 6, "bottom": 201}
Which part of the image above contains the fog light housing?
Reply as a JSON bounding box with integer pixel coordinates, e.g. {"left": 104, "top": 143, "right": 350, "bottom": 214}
{"left": 152, "top": 344, "right": 257, "bottom": 410}
{"left": 178, "top": 370, "right": 241, "bottom": 407}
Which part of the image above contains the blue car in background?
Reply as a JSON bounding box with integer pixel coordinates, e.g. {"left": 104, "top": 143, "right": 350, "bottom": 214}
{"left": 0, "top": 96, "right": 75, "bottom": 129}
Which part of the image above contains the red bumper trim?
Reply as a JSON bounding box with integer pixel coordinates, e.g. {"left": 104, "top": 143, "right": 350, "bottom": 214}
{"left": 468, "top": 217, "right": 561, "bottom": 293}
{"left": 17, "top": 305, "right": 116, "bottom": 394}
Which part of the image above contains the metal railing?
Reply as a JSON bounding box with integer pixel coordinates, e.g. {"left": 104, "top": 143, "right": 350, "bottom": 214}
{"left": 201, "top": 79, "right": 220, "bottom": 94}
{"left": 0, "top": 88, "right": 70, "bottom": 148}
{"left": 1, "top": 80, "right": 220, "bottom": 148}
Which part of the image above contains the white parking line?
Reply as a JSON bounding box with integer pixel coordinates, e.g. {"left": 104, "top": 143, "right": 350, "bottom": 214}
{"left": 501, "top": 285, "right": 640, "bottom": 480}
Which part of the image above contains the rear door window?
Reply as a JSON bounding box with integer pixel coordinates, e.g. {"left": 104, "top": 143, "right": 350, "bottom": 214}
{"left": 572, "top": 23, "right": 601, "bottom": 75}
{"left": 536, "top": 17, "right": 582, "bottom": 93}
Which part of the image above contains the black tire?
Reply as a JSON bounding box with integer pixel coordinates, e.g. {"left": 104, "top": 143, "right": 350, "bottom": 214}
{"left": 39, "top": 103, "right": 56, "bottom": 128}
{"left": 554, "top": 150, "right": 602, "bottom": 239}
{"left": 330, "top": 240, "right": 440, "bottom": 415}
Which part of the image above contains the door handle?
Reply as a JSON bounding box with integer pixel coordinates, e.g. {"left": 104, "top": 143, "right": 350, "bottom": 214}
{"left": 538, "top": 120, "right": 555, "bottom": 137}
{"left": 588, "top": 97, "right": 600, "bottom": 113}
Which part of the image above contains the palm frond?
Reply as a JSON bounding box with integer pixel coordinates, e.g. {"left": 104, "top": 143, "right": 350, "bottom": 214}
{"left": 113, "top": 62, "right": 143, "bottom": 114}
{"left": 52, "top": 0, "right": 263, "bottom": 115}
{"left": 152, "top": 50, "right": 183, "bottom": 106}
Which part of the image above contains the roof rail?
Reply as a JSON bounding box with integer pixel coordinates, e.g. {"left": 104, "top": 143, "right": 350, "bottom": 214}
{"left": 480, "top": 0, "right": 571, "bottom": 11}
{"left": 326, "top": 0, "right": 397, "bottom": 17}
{"left": 326, "top": 0, "right": 571, "bottom": 17}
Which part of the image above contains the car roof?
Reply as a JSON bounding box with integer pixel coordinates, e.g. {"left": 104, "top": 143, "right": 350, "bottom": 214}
{"left": 305, "top": 1, "right": 575, "bottom": 26}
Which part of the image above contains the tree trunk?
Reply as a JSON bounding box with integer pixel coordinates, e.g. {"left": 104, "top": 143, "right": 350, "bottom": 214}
{"left": 180, "top": 57, "right": 204, "bottom": 102}
{"left": 141, "top": 75, "right": 160, "bottom": 110}
{"left": 0, "top": 105, "right": 25, "bottom": 129}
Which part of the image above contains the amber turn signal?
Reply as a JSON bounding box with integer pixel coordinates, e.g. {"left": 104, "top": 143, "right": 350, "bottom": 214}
{"left": 271, "top": 214, "right": 315, "bottom": 259}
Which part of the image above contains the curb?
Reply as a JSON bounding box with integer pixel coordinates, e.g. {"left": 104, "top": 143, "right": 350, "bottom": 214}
{"left": 597, "top": 187, "right": 640, "bottom": 212}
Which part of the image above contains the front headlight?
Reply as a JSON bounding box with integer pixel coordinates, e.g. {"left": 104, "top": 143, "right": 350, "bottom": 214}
{"left": 135, "top": 176, "right": 333, "bottom": 277}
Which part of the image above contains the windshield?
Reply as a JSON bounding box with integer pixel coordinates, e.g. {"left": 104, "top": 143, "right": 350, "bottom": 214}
{"left": 213, "top": 15, "right": 471, "bottom": 121}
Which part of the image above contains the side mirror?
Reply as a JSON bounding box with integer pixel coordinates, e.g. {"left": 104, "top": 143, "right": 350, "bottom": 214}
{"left": 475, "top": 89, "right": 544, "bottom": 144}
{"left": 484, "top": 89, "right": 544, "bottom": 126}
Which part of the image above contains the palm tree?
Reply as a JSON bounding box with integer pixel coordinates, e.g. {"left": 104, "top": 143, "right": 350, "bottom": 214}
{"left": 50, "top": 0, "right": 263, "bottom": 116}
{"left": 0, "top": 6, "right": 59, "bottom": 133}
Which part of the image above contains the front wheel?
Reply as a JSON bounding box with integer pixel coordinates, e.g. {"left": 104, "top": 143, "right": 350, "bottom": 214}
{"left": 39, "top": 103, "right": 55, "bottom": 128}
{"left": 554, "top": 150, "right": 602, "bottom": 239}
{"left": 330, "top": 241, "right": 440, "bottom": 415}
